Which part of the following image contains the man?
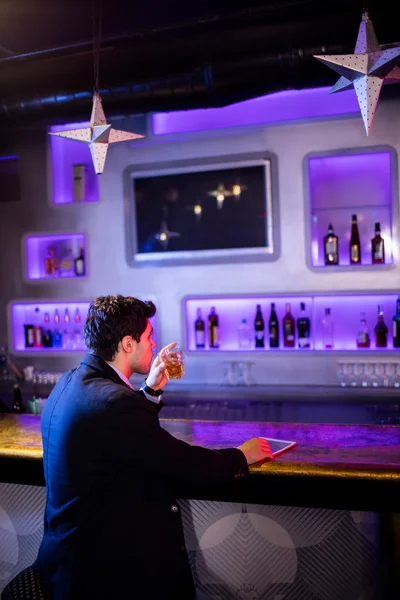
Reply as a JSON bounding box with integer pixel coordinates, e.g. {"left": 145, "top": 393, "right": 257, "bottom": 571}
{"left": 34, "top": 295, "right": 271, "bottom": 599}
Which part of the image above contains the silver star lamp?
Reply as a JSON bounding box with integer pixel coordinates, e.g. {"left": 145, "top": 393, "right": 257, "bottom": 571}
{"left": 49, "top": 93, "right": 144, "bottom": 174}
{"left": 314, "top": 11, "right": 400, "bottom": 135}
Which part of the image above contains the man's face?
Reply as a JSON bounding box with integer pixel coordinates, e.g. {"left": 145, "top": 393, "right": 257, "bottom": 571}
{"left": 130, "top": 320, "right": 156, "bottom": 374}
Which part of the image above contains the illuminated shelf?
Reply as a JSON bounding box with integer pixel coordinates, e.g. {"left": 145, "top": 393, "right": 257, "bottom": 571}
{"left": 8, "top": 299, "right": 158, "bottom": 355}
{"left": 185, "top": 294, "right": 400, "bottom": 353}
{"left": 24, "top": 233, "right": 87, "bottom": 280}
{"left": 304, "top": 147, "right": 398, "bottom": 270}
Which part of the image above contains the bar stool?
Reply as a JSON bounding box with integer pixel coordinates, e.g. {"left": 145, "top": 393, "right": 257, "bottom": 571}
{"left": 1, "top": 566, "right": 47, "bottom": 600}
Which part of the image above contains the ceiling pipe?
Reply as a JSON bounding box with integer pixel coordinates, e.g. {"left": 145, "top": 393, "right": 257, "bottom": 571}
{"left": 0, "top": 43, "right": 348, "bottom": 124}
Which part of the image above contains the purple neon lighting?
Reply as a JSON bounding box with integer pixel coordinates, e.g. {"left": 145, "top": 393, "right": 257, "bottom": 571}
{"left": 11, "top": 302, "right": 90, "bottom": 352}
{"left": 152, "top": 87, "right": 359, "bottom": 135}
{"left": 185, "top": 295, "right": 400, "bottom": 352}
{"left": 0, "top": 155, "right": 19, "bottom": 161}
{"left": 49, "top": 121, "right": 99, "bottom": 205}
{"left": 10, "top": 301, "right": 158, "bottom": 353}
{"left": 309, "top": 152, "right": 394, "bottom": 267}
{"left": 25, "top": 234, "right": 86, "bottom": 280}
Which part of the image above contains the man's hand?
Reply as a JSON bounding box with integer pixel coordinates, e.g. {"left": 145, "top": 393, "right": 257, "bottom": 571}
{"left": 146, "top": 342, "right": 177, "bottom": 390}
{"left": 238, "top": 437, "right": 273, "bottom": 465}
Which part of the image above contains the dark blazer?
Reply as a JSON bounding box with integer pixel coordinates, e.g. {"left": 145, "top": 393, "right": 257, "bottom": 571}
{"left": 34, "top": 353, "right": 248, "bottom": 599}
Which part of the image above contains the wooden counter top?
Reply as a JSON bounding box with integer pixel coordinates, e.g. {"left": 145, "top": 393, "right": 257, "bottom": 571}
{"left": 1, "top": 414, "right": 399, "bottom": 511}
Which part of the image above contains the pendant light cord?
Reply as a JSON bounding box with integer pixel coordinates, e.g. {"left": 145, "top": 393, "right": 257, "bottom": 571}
{"left": 92, "top": 0, "right": 102, "bottom": 94}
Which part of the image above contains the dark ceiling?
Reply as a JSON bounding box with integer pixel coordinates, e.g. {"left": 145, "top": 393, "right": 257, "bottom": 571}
{"left": 0, "top": 0, "right": 399, "bottom": 125}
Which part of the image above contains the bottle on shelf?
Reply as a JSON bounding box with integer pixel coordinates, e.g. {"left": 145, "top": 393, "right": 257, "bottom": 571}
{"left": 349, "top": 214, "right": 361, "bottom": 264}
{"left": 254, "top": 304, "right": 265, "bottom": 348}
{"left": 283, "top": 303, "right": 295, "bottom": 348}
{"left": 11, "top": 384, "right": 26, "bottom": 413}
{"left": 322, "top": 307, "right": 334, "bottom": 349}
{"left": 268, "top": 303, "right": 279, "bottom": 348}
{"left": 238, "top": 318, "right": 252, "bottom": 349}
{"left": 24, "top": 323, "right": 34, "bottom": 348}
{"left": 73, "top": 308, "right": 83, "bottom": 349}
{"left": 44, "top": 246, "right": 59, "bottom": 277}
{"left": 33, "top": 307, "right": 43, "bottom": 348}
{"left": 42, "top": 330, "right": 53, "bottom": 348}
{"left": 393, "top": 297, "right": 400, "bottom": 349}
{"left": 54, "top": 308, "right": 60, "bottom": 324}
{"left": 356, "top": 312, "right": 371, "bottom": 348}
{"left": 74, "top": 248, "right": 86, "bottom": 276}
{"left": 208, "top": 307, "right": 219, "bottom": 348}
{"left": 64, "top": 308, "right": 70, "bottom": 324}
{"left": 374, "top": 305, "right": 388, "bottom": 348}
{"left": 297, "top": 302, "right": 311, "bottom": 349}
{"left": 371, "top": 222, "right": 385, "bottom": 264}
{"left": 194, "top": 308, "right": 205, "bottom": 349}
{"left": 323, "top": 224, "right": 339, "bottom": 265}
{"left": 52, "top": 330, "right": 62, "bottom": 348}
{"left": 60, "top": 248, "right": 74, "bottom": 277}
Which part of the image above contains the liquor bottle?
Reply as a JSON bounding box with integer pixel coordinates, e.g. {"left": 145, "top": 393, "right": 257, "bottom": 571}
{"left": 349, "top": 214, "right": 361, "bottom": 264}
{"left": 74, "top": 248, "right": 86, "bottom": 276}
{"left": 60, "top": 248, "right": 73, "bottom": 277}
{"left": 24, "top": 324, "right": 34, "bottom": 348}
{"left": 52, "top": 330, "right": 62, "bottom": 348}
{"left": 374, "top": 305, "right": 388, "bottom": 348}
{"left": 54, "top": 308, "right": 60, "bottom": 325}
{"left": 393, "top": 297, "right": 400, "bottom": 349}
{"left": 208, "top": 307, "right": 219, "bottom": 348}
{"left": 323, "top": 224, "right": 339, "bottom": 265}
{"left": 371, "top": 222, "right": 385, "bottom": 264}
{"left": 44, "top": 246, "right": 59, "bottom": 277}
{"left": 254, "top": 304, "right": 265, "bottom": 348}
{"left": 42, "top": 330, "right": 53, "bottom": 348}
{"left": 322, "top": 308, "right": 334, "bottom": 349}
{"left": 11, "top": 384, "right": 26, "bottom": 413}
{"left": 238, "top": 318, "right": 252, "bottom": 349}
{"left": 64, "top": 308, "right": 70, "bottom": 324}
{"left": 269, "top": 303, "right": 279, "bottom": 348}
{"left": 356, "top": 312, "right": 370, "bottom": 348}
{"left": 33, "top": 307, "right": 43, "bottom": 348}
{"left": 297, "top": 302, "right": 311, "bottom": 349}
{"left": 195, "top": 308, "right": 205, "bottom": 349}
{"left": 283, "top": 303, "right": 295, "bottom": 348}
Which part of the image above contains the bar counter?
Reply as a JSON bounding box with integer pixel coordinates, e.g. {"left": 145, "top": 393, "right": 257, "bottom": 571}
{"left": 1, "top": 414, "right": 399, "bottom": 510}
{"left": 1, "top": 414, "right": 399, "bottom": 599}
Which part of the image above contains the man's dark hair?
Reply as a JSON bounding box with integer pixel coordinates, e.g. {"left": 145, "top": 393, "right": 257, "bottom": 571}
{"left": 83, "top": 295, "right": 156, "bottom": 361}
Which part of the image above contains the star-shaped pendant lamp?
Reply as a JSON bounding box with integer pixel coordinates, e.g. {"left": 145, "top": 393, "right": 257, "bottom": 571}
{"left": 314, "top": 11, "right": 400, "bottom": 135}
{"left": 49, "top": 93, "right": 144, "bottom": 174}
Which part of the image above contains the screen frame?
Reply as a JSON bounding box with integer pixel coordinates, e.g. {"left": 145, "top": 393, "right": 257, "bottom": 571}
{"left": 123, "top": 151, "right": 280, "bottom": 267}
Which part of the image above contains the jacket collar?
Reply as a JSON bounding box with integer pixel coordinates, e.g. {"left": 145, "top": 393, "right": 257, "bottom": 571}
{"left": 80, "top": 352, "right": 132, "bottom": 391}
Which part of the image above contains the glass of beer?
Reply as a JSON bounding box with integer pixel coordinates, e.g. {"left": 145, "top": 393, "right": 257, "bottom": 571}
{"left": 162, "top": 346, "right": 185, "bottom": 380}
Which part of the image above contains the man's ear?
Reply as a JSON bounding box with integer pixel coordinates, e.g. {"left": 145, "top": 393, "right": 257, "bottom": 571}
{"left": 120, "top": 336, "right": 135, "bottom": 353}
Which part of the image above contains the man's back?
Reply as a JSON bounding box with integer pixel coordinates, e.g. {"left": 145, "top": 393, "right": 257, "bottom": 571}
{"left": 35, "top": 354, "right": 198, "bottom": 598}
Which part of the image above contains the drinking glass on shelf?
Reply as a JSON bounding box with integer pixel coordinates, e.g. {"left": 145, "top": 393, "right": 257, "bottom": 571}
{"left": 236, "top": 361, "right": 255, "bottom": 386}
{"left": 369, "top": 363, "right": 382, "bottom": 388}
{"left": 221, "top": 361, "right": 237, "bottom": 386}
{"left": 355, "top": 362, "right": 368, "bottom": 387}
{"left": 348, "top": 363, "right": 357, "bottom": 387}
{"left": 337, "top": 362, "right": 347, "bottom": 387}
{"left": 382, "top": 362, "right": 393, "bottom": 387}
{"left": 394, "top": 364, "right": 400, "bottom": 389}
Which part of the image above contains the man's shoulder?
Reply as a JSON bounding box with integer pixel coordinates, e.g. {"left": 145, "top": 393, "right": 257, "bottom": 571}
{"left": 48, "top": 364, "right": 150, "bottom": 412}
